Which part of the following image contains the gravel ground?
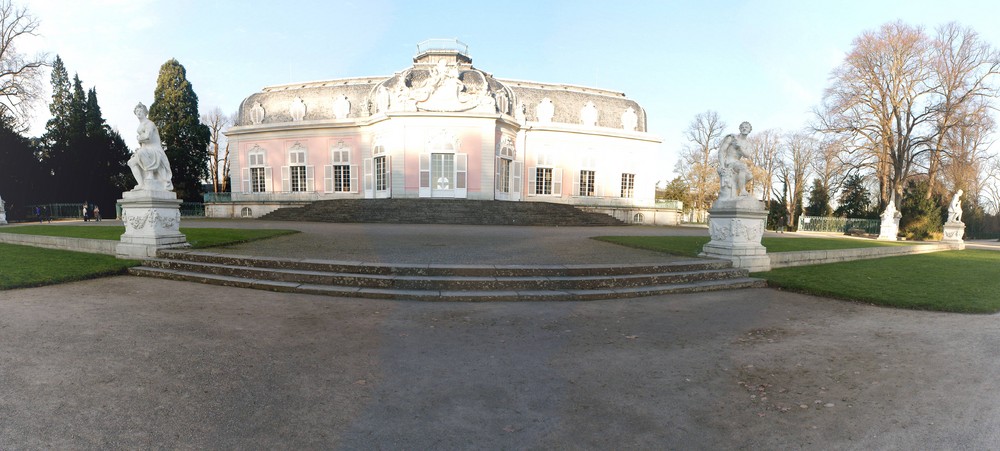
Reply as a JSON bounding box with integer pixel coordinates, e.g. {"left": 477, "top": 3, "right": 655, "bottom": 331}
{"left": 1, "top": 277, "right": 998, "bottom": 449}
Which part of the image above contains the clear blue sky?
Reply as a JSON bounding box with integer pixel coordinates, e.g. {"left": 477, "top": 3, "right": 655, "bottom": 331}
{"left": 21, "top": 0, "right": 1000, "bottom": 182}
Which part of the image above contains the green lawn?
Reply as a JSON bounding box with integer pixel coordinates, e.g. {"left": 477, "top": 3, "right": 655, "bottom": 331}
{"left": 0, "top": 243, "right": 139, "bottom": 290}
{"left": 0, "top": 225, "right": 298, "bottom": 248}
{"left": 593, "top": 235, "right": 910, "bottom": 258}
{"left": 0, "top": 226, "right": 299, "bottom": 290}
{"left": 757, "top": 250, "right": 1000, "bottom": 313}
{"left": 596, "top": 235, "right": 1000, "bottom": 313}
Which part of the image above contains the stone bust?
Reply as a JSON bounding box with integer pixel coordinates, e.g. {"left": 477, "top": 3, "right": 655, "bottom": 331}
{"left": 717, "top": 121, "right": 753, "bottom": 200}
{"left": 128, "top": 102, "right": 174, "bottom": 191}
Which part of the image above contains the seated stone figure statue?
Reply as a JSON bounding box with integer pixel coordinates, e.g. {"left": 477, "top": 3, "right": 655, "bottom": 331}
{"left": 128, "top": 102, "right": 173, "bottom": 191}
{"left": 948, "top": 189, "right": 964, "bottom": 223}
{"left": 717, "top": 121, "right": 752, "bottom": 200}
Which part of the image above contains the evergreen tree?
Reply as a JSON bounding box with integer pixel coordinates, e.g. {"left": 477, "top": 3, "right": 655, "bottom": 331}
{"left": 899, "top": 178, "right": 943, "bottom": 240}
{"left": 0, "top": 114, "right": 43, "bottom": 218}
{"left": 659, "top": 176, "right": 690, "bottom": 206}
{"left": 804, "top": 178, "right": 833, "bottom": 217}
{"left": 40, "top": 58, "right": 131, "bottom": 210}
{"left": 834, "top": 174, "right": 873, "bottom": 218}
{"left": 149, "top": 59, "right": 210, "bottom": 201}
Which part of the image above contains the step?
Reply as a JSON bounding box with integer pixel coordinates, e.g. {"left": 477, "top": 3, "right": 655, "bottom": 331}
{"left": 158, "top": 250, "right": 735, "bottom": 277}
{"left": 128, "top": 266, "right": 766, "bottom": 302}
{"left": 139, "top": 257, "right": 749, "bottom": 291}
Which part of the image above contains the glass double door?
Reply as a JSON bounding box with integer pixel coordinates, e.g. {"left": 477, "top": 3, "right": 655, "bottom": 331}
{"left": 431, "top": 153, "right": 455, "bottom": 197}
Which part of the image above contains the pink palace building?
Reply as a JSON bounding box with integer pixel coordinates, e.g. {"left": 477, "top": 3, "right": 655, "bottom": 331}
{"left": 213, "top": 39, "right": 671, "bottom": 223}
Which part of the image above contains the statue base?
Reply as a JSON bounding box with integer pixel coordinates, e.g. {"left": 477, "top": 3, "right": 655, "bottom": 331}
{"left": 699, "top": 199, "right": 771, "bottom": 273}
{"left": 116, "top": 189, "right": 189, "bottom": 259}
{"left": 942, "top": 221, "right": 966, "bottom": 249}
{"left": 877, "top": 216, "right": 900, "bottom": 241}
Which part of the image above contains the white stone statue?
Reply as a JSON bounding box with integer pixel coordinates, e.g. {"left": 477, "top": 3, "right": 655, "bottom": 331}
{"left": 580, "top": 101, "right": 598, "bottom": 126}
{"left": 249, "top": 102, "right": 265, "bottom": 125}
{"left": 877, "top": 192, "right": 902, "bottom": 241}
{"left": 621, "top": 106, "right": 638, "bottom": 131}
{"left": 717, "top": 121, "right": 753, "bottom": 200}
{"left": 515, "top": 102, "right": 527, "bottom": 124}
{"left": 494, "top": 88, "right": 509, "bottom": 114}
{"left": 948, "top": 189, "right": 964, "bottom": 223}
{"left": 290, "top": 96, "right": 306, "bottom": 121}
{"left": 332, "top": 94, "right": 351, "bottom": 119}
{"left": 128, "top": 102, "right": 174, "bottom": 192}
{"left": 536, "top": 98, "right": 554, "bottom": 123}
{"left": 375, "top": 85, "right": 390, "bottom": 113}
{"left": 412, "top": 60, "right": 479, "bottom": 112}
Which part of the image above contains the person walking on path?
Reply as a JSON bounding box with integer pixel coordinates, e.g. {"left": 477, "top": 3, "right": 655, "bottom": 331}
{"left": 82, "top": 202, "right": 89, "bottom": 222}
{"left": 93, "top": 205, "right": 101, "bottom": 222}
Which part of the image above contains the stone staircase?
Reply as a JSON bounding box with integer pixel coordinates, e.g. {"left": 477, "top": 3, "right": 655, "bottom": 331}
{"left": 259, "top": 199, "right": 625, "bottom": 226}
{"left": 128, "top": 250, "right": 765, "bottom": 302}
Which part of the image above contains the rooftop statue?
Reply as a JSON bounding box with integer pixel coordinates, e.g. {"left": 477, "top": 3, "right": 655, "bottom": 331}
{"left": 128, "top": 102, "right": 174, "bottom": 192}
{"left": 717, "top": 121, "right": 752, "bottom": 201}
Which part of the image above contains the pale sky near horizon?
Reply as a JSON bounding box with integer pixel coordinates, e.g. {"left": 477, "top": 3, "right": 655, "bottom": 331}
{"left": 20, "top": 0, "right": 1000, "bottom": 182}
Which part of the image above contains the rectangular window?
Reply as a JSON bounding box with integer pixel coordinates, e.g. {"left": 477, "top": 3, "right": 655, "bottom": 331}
{"left": 579, "top": 170, "right": 595, "bottom": 196}
{"left": 621, "top": 173, "right": 635, "bottom": 198}
{"left": 497, "top": 158, "right": 511, "bottom": 193}
{"left": 250, "top": 167, "right": 266, "bottom": 193}
{"left": 290, "top": 166, "right": 308, "bottom": 192}
{"left": 535, "top": 167, "right": 553, "bottom": 195}
{"left": 333, "top": 165, "right": 351, "bottom": 192}
{"left": 374, "top": 156, "right": 387, "bottom": 191}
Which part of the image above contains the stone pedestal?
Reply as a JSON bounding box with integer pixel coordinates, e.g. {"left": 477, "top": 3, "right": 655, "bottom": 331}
{"left": 699, "top": 198, "right": 771, "bottom": 272}
{"left": 116, "top": 189, "right": 189, "bottom": 259}
{"left": 877, "top": 214, "right": 900, "bottom": 241}
{"left": 942, "top": 221, "right": 966, "bottom": 249}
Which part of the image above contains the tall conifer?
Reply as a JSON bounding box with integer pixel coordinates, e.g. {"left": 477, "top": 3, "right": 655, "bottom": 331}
{"left": 149, "top": 59, "right": 210, "bottom": 201}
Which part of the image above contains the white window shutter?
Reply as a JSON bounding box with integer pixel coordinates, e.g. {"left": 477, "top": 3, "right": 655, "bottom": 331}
{"left": 552, "top": 168, "right": 563, "bottom": 197}
{"left": 324, "top": 165, "right": 333, "bottom": 193}
{"left": 382, "top": 156, "right": 391, "bottom": 194}
{"left": 363, "top": 159, "right": 373, "bottom": 197}
{"left": 527, "top": 167, "right": 536, "bottom": 196}
{"left": 242, "top": 168, "right": 250, "bottom": 193}
{"left": 281, "top": 166, "right": 290, "bottom": 192}
{"left": 350, "top": 164, "right": 359, "bottom": 193}
{"left": 419, "top": 153, "right": 430, "bottom": 197}
{"left": 573, "top": 170, "right": 581, "bottom": 197}
{"left": 495, "top": 157, "right": 502, "bottom": 191}
{"left": 306, "top": 166, "right": 315, "bottom": 192}
{"left": 264, "top": 167, "right": 273, "bottom": 192}
{"left": 512, "top": 161, "right": 522, "bottom": 195}
{"left": 456, "top": 153, "right": 468, "bottom": 198}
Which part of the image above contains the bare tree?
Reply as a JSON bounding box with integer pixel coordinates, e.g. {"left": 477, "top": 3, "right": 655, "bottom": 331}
{"left": 817, "top": 21, "right": 936, "bottom": 209}
{"left": 939, "top": 99, "right": 995, "bottom": 199}
{"left": 0, "top": 0, "right": 48, "bottom": 131}
{"left": 926, "top": 22, "right": 1000, "bottom": 198}
{"left": 201, "top": 107, "right": 232, "bottom": 193}
{"left": 675, "top": 111, "right": 726, "bottom": 222}
{"left": 774, "top": 132, "right": 815, "bottom": 228}
{"left": 811, "top": 136, "right": 847, "bottom": 207}
{"left": 747, "top": 128, "right": 781, "bottom": 204}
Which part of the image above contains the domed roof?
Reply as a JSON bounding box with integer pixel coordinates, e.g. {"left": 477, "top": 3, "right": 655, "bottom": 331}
{"left": 235, "top": 40, "right": 647, "bottom": 132}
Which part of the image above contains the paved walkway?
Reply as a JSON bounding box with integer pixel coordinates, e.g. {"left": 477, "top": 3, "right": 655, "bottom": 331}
{"left": 2, "top": 219, "right": 999, "bottom": 448}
